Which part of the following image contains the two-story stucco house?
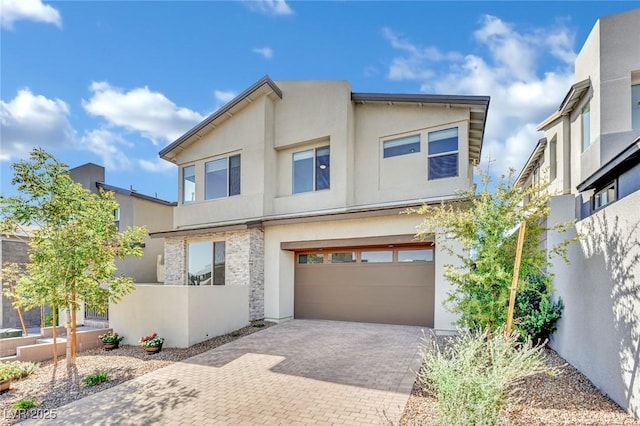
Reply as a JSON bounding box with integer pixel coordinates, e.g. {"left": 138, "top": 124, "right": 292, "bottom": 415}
{"left": 151, "top": 77, "right": 489, "bottom": 332}
{"left": 516, "top": 8, "right": 640, "bottom": 417}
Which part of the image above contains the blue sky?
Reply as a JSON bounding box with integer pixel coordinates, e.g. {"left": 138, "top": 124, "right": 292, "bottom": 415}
{"left": 1, "top": 1, "right": 638, "bottom": 202}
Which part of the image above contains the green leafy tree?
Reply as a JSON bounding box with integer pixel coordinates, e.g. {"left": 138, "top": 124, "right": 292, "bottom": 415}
{"left": 412, "top": 168, "right": 573, "bottom": 337}
{"left": 0, "top": 148, "right": 146, "bottom": 365}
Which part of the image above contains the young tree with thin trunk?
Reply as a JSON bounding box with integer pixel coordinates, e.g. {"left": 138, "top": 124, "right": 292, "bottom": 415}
{"left": 0, "top": 148, "right": 146, "bottom": 366}
{"left": 411, "top": 168, "right": 573, "bottom": 338}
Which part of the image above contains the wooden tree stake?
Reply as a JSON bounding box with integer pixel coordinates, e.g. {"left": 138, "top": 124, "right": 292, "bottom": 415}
{"left": 506, "top": 220, "right": 527, "bottom": 334}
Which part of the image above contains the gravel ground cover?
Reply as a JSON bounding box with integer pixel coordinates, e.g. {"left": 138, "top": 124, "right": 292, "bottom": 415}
{"left": 400, "top": 346, "right": 640, "bottom": 426}
{"left": 0, "top": 321, "right": 273, "bottom": 425}
{"left": 2, "top": 322, "right": 638, "bottom": 426}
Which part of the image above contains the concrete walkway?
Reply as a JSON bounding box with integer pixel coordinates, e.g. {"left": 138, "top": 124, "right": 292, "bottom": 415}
{"left": 29, "top": 320, "right": 426, "bottom": 425}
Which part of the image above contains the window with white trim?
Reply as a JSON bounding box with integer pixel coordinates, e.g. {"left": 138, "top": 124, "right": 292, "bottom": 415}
{"left": 182, "top": 165, "right": 196, "bottom": 203}
{"left": 205, "top": 154, "right": 241, "bottom": 200}
{"left": 632, "top": 84, "right": 640, "bottom": 130}
{"left": 383, "top": 134, "right": 420, "bottom": 158}
{"left": 113, "top": 208, "right": 120, "bottom": 231}
{"left": 293, "top": 146, "right": 330, "bottom": 194}
{"left": 428, "top": 127, "right": 458, "bottom": 180}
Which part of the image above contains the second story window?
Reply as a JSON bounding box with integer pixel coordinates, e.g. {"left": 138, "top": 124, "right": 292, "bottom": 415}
{"left": 113, "top": 207, "right": 120, "bottom": 231}
{"left": 582, "top": 101, "right": 591, "bottom": 152}
{"left": 428, "top": 127, "right": 458, "bottom": 180}
{"left": 293, "top": 146, "right": 330, "bottom": 194}
{"left": 383, "top": 134, "right": 420, "bottom": 158}
{"left": 632, "top": 83, "right": 640, "bottom": 130}
{"left": 205, "top": 154, "right": 241, "bottom": 200}
{"left": 183, "top": 165, "right": 196, "bottom": 204}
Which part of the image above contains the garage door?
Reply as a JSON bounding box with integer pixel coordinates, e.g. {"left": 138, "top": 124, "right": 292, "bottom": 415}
{"left": 294, "top": 246, "right": 435, "bottom": 327}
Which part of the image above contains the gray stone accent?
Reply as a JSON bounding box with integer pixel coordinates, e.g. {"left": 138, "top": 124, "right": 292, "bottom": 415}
{"left": 164, "top": 238, "right": 185, "bottom": 286}
{"left": 162, "top": 229, "right": 265, "bottom": 320}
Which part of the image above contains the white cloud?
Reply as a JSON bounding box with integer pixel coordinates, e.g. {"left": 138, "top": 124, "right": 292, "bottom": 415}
{"left": 383, "top": 15, "right": 577, "bottom": 176}
{"left": 244, "top": 0, "right": 293, "bottom": 16}
{"left": 1, "top": 0, "right": 61, "bottom": 30}
{"left": 80, "top": 129, "right": 131, "bottom": 170}
{"left": 0, "top": 89, "right": 74, "bottom": 161}
{"left": 139, "top": 158, "right": 176, "bottom": 173}
{"left": 252, "top": 47, "right": 274, "bottom": 59}
{"left": 82, "top": 81, "right": 204, "bottom": 145}
{"left": 213, "top": 90, "right": 238, "bottom": 104}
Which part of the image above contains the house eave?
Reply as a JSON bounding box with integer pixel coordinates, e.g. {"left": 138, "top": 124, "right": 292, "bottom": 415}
{"left": 96, "top": 182, "right": 177, "bottom": 206}
{"left": 159, "top": 75, "right": 283, "bottom": 162}
{"left": 352, "top": 92, "right": 490, "bottom": 163}
{"left": 577, "top": 136, "right": 640, "bottom": 192}
{"left": 515, "top": 138, "right": 547, "bottom": 188}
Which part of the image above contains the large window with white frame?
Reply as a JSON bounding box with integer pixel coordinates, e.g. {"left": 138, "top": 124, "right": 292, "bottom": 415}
{"left": 428, "top": 127, "right": 458, "bottom": 180}
{"left": 293, "top": 146, "right": 330, "bottom": 194}
{"left": 383, "top": 134, "right": 420, "bottom": 158}
{"left": 182, "top": 165, "right": 196, "bottom": 204}
{"left": 205, "top": 154, "right": 241, "bottom": 200}
{"left": 582, "top": 101, "right": 591, "bottom": 152}
{"left": 187, "top": 241, "right": 226, "bottom": 286}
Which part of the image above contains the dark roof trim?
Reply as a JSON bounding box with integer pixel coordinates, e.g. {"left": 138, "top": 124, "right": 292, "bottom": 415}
{"left": 577, "top": 136, "right": 640, "bottom": 192}
{"left": 159, "top": 76, "right": 282, "bottom": 160}
{"left": 96, "top": 182, "right": 177, "bottom": 206}
{"left": 352, "top": 92, "right": 490, "bottom": 106}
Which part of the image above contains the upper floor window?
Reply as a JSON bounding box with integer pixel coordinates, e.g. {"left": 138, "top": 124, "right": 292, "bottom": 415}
{"left": 183, "top": 165, "right": 196, "bottom": 204}
{"left": 113, "top": 208, "right": 120, "bottom": 231}
{"left": 632, "top": 84, "right": 640, "bottom": 130}
{"left": 549, "top": 137, "right": 557, "bottom": 181}
{"left": 293, "top": 146, "right": 330, "bottom": 194}
{"left": 205, "top": 154, "right": 241, "bottom": 200}
{"left": 188, "top": 241, "right": 225, "bottom": 286}
{"left": 582, "top": 102, "right": 591, "bottom": 152}
{"left": 593, "top": 181, "right": 616, "bottom": 211}
{"left": 428, "top": 127, "right": 458, "bottom": 180}
{"left": 383, "top": 134, "right": 420, "bottom": 158}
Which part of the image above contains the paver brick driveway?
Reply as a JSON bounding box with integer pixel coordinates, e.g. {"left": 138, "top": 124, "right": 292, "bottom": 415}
{"left": 29, "top": 320, "right": 426, "bottom": 425}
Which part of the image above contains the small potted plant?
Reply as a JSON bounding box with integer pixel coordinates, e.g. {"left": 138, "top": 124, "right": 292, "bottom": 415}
{"left": 139, "top": 332, "right": 164, "bottom": 354}
{"left": 0, "top": 363, "right": 18, "bottom": 393}
{"left": 99, "top": 331, "right": 124, "bottom": 350}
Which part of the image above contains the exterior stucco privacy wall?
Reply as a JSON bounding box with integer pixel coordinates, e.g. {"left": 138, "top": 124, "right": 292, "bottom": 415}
{"left": 516, "top": 8, "right": 640, "bottom": 417}
{"left": 152, "top": 77, "right": 489, "bottom": 332}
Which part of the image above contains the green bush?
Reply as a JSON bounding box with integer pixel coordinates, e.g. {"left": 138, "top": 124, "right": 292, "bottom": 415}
{"left": 82, "top": 371, "right": 109, "bottom": 386}
{"left": 420, "top": 328, "right": 553, "bottom": 426}
{"left": 12, "top": 399, "right": 37, "bottom": 410}
{"left": 0, "top": 361, "right": 39, "bottom": 381}
{"left": 515, "top": 274, "right": 564, "bottom": 343}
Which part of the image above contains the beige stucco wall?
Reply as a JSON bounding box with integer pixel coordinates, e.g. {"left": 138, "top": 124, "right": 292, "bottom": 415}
{"left": 263, "top": 213, "right": 460, "bottom": 331}
{"left": 354, "top": 104, "right": 472, "bottom": 206}
{"left": 548, "top": 191, "right": 640, "bottom": 417}
{"left": 109, "top": 284, "right": 249, "bottom": 348}
{"left": 114, "top": 195, "right": 173, "bottom": 283}
{"left": 169, "top": 80, "right": 478, "bottom": 228}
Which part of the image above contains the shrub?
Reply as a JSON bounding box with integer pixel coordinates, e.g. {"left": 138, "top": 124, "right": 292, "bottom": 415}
{"left": 515, "top": 274, "right": 564, "bottom": 343}
{"left": 0, "top": 361, "right": 39, "bottom": 381}
{"left": 12, "top": 399, "right": 37, "bottom": 410}
{"left": 82, "top": 371, "right": 109, "bottom": 386}
{"left": 420, "top": 328, "right": 553, "bottom": 426}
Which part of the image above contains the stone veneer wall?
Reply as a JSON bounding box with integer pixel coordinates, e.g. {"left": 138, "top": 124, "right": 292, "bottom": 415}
{"left": 163, "top": 228, "right": 265, "bottom": 320}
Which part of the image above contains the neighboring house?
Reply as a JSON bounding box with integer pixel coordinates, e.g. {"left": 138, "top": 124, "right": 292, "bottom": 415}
{"left": 151, "top": 77, "right": 489, "bottom": 332}
{"left": 516, "top": 8, "right": 640, "bottom": 417}
{"left": 0, "top": 228, "right": 45, "bottom": 330}
{"left": 70, "top": 164, "right": 175, "bottom": 324}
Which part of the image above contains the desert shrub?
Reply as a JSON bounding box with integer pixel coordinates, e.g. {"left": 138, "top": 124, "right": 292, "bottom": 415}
{"left": 0, "top": 361, "right": 39, "bottom": 381}
{"left": 420, "top": 328, "right": 553, "bottom": 426}
{"left": 82, "top": 371, "right": 109, "bottom": 386}
{"left": 515, "top": 274, "right": 564, "bottom": 343}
